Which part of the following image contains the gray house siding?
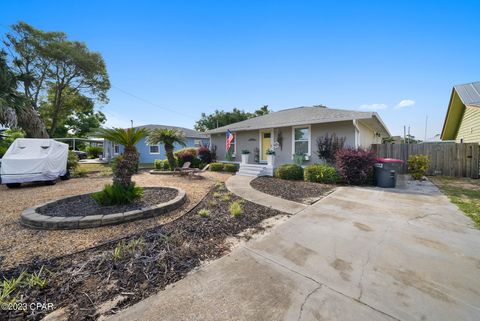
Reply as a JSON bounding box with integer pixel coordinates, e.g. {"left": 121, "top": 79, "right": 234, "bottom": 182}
{"left": 211, "top": 120, "right": 357, "bottom": 165}
{"left": 357, "top": 120, "right": 382, "bottom": 148}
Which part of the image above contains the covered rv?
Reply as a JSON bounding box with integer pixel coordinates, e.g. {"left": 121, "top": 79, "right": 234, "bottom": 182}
{"left": 0, "top": 139, "right": 69, "bottom": 187}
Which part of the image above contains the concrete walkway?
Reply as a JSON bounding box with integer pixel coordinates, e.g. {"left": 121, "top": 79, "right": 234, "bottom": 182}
{"left": 107, "top": 179, "right": 480, "bottom": 321}
{"left": 225, "top": 175, "right": 308, "bottom": 214}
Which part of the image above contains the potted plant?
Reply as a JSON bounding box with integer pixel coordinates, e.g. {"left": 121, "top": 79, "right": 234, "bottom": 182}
{"left": 241, "top": 150, "right": 250, "bottom": 164}
{"left": 266, "top": 148, "right": 275, "bottom": 166}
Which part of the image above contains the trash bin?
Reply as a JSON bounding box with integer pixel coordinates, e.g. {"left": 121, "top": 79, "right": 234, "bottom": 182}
{"left": 374, "top": 158, "right": 404, "bottom": 188}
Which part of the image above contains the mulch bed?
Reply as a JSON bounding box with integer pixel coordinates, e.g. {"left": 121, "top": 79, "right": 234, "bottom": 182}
{"left": 0, "top": 183, "right": 286, "bottom": 321}
{"left": 250, "top": 176, "right": 334, "bottom": 204}
{"left": 37, "top": 187, "right": 178, "bottom": 217}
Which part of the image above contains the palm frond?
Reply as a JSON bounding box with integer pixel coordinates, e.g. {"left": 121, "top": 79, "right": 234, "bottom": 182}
{"left": 96, "top": 127, "right": 149, "bottom": 148}
{"left": 147, "top": 128, "right": 187, "bottom": 147}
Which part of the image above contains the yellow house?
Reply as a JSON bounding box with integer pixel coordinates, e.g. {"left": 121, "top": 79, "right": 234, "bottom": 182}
{"left": 441, "top": 81, "right": 480, "bottom": 143}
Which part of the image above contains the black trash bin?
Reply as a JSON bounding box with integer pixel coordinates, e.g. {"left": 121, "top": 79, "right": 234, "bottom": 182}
{"left": 374, "top": 158, "right": 404, "bottom": 188}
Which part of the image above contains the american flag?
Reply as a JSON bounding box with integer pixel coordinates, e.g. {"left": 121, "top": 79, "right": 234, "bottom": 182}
{"left": 226, "top": 130, "right": 234, "bottom": 151}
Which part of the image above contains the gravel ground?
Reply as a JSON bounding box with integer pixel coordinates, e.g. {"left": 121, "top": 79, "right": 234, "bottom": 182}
{"left": 37, "top": 187, "right": 178, "bottom": 217}
{"left": 0, "top": 171, "right": 231, "bottom": 269}
{"left": 250, "top": 176, "right": 334, "bottom": 204}
{"left": 0, "top": 183, "right": 286, "bottom": 321}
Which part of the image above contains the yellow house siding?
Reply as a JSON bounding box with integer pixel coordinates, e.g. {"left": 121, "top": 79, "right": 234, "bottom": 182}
{"left": 357, "top": 120, "right": 382, "bottom": 148}
{"left": 455, "top": 106, "right": 480, "bottom": 143}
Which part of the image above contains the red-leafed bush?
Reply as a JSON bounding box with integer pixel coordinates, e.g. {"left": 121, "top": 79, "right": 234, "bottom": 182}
{"left": 198, "top": 146, "right": 213, "bottom": 163}
{"left": 335, "top": 148, "right": 376, "bottom": 185}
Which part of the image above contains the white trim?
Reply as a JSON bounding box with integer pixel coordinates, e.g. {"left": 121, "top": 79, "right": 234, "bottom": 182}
{"left": 352, "top": 120, "right": 360, "bottom": 148}
{"left": 292, "top": 125, "right": 312, "bottom": 156}
{"left": 259, "top": 128, "right": 274, "bottom": 163}
{"left": 148, "top": 144, "right": 160, "bottom": 154}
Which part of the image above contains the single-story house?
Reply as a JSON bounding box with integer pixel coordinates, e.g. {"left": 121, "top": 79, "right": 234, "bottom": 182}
{"left": 207, "top": 105, "right": 390, "bottom": 175}
{"left": 103, "top": 124, "right": 209, "bottom": 163}
{"left": 441, "top": 81, "right": 480, "bottom": 143}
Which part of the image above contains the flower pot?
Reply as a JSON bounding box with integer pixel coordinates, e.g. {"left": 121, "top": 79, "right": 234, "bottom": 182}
{"left": 241, "top": 154, "right": 249, "bottom": 164}
{"left": 267, "top": 154, "right": 274, "bottom": 166}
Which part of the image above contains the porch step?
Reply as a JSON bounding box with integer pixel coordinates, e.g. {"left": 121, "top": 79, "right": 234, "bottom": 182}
{"left": 237, "top": 163, "right": 273, "bottom": 177}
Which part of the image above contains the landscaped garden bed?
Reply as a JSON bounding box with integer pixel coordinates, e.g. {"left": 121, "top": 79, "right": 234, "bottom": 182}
{"left": 0, "top": 183, "right": 286, "bottom": 321}
{"left": 250, "top": 176, "right": 334, "bottom": 204}
{"left": 37, "top": 187, "right": 178, "bottom": 217}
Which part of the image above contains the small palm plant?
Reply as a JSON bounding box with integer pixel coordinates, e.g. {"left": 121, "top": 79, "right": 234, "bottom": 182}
{"left": 94, "top": 127, "right": 149, "bottom": 204}
{"left": 147, "top": 128, "right": 186, "bottom": 170}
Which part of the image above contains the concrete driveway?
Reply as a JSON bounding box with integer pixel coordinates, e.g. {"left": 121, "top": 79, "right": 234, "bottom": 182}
{"left": 108, "top": 178, "right": 480, "bottom": 321}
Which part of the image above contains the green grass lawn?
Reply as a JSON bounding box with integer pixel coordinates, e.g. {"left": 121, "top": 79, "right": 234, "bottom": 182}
{"left": 430, "top": 176, "right": 480, "bottom": 228}
{"left": 77, "top": 162, "right": 154, "bottom": 175}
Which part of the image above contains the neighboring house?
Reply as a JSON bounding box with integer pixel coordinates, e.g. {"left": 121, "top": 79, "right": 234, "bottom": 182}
{"left": 104, "top": 125, "right": 209, "bottom": 163}
{"left": 441, "top": 81, "right": 480, "bottom": 143}
{"left": 207, "top": 106, "right": 390, "bottom": 172}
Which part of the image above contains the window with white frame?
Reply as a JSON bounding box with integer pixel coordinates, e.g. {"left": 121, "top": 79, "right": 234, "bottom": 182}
{"left": 114, "top": 144, "right": 120, "bottom": 155}
{"left": 293, "top": 126, "right": 310, "bottom": 155}
{"left": 194, "top": 139, "right": 202, "bottom": 147}
{"left": 149, "top": 144, "right": 159, "bottom": 154}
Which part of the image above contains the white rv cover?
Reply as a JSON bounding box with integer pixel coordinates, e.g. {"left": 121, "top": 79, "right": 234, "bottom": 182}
{"left": 1, "top": 139, "right": 68, "bottom": 184}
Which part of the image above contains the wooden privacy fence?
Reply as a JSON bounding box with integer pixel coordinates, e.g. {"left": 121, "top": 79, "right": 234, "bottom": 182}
{"left": 371, "top": 143, "right": 479, "bottom": 178}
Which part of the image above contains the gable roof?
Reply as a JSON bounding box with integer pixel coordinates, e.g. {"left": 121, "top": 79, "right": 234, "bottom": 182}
{"left": 454, "top": 81, "right": 480, "bottom": 107}
{"left": 206, "top": 106, "right": 390, "bottom": 136}
{"left": 441, "top": 81, "right": 480, "bottom": 140}
{"left": 134, "top": 124, "right": 208, "bottom": 139}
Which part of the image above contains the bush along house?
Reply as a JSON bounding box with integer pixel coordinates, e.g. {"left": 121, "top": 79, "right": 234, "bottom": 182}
{"left": 103, "top": 125, "right": 210, "bottom": 164}
{"left": 206, "top": 105, "right": 390, "bottom": 176}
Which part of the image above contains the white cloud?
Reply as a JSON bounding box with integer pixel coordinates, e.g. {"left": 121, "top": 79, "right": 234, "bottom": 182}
{"left": 359, "top": 103, "right": 388, "bottom": 111}
{"left": 395, "top": 99, "right": 415, "bottom": 109}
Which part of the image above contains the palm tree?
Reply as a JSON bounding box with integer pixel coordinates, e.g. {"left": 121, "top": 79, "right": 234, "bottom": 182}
{"left": 96, "top": 127, "right": 149, "bottom": 187}
{"left": 147, "top": 128, "right": 186, "bottom": 170}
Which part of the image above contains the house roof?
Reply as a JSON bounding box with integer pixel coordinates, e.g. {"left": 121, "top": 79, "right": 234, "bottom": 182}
{"left": 134, "top": 124, "right": 208, "bottom": 139}
{"left": 441, "top": 81, "right": 480, "bottom": 140}
{"left": 454, "top": 81, "right": 480, "bottom": 107}
{"left": 206, "top": 106, "right": 390, "bottom": 136}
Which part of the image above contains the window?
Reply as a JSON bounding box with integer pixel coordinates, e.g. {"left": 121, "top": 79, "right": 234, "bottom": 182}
{"left": 149, "top": 144, "right": 159, "bottom": 154}
{"left": 226, "top": 132, "right": 236, "bottom": 156}
{"left": 292, "top": 126, "right": 311, "bottom": 155}
{"left": 194, "top": 139, "right": 202, "bottom": 147}
{"left": 114, "top": 144, "right": 120, "bottom": 155}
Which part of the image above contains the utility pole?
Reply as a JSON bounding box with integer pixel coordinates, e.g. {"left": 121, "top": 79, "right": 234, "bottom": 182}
{"left": 131, "top": 120, "right": 133, "bottom": 128}
{"left": 404, "top": 125, "right": 406, "bottom": 144}
{"left": 425, "top": 115, "right": 428, "bottom": 142}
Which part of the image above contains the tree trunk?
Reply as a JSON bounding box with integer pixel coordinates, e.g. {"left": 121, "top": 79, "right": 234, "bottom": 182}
{"left": 113, "top": 147, "right": 138, "bottom": 188}
{"left": 17, "top": 107, "right": 49, "bottom": 138}
{"left": 165, "top": 144, "right": 176, "bottom": 170}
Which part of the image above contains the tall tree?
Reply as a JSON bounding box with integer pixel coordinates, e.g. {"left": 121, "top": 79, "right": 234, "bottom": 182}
{"left": 0, "top": 50, "right": 26, "bottom": 128}
{"left": 40, "top": 85, "right": 105, "bottom": 137}
{"left": 3, "top": 22, "right": 110, "bottom": 137}
{"left": 194, "top": 105, "right": 272, "bottom": 132}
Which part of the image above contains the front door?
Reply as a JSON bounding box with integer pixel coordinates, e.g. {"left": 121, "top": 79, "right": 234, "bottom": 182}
{"left": 261, "top": 130, "right": 271, "bottom": 162}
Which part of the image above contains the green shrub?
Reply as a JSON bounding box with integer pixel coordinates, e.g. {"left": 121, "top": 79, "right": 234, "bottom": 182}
{"left": 86, "top": 145, "right": 103, "bottom": 158}
{"left": 304, "top": 164, "right": 341, "bottom": 184}
{"left": 174, "top": 148, "right": 197, "bottom": 166}
{"left": 210, "top": 162, "right": 224, "bottom": 171}
{"left": 198, "top": 209, "right": 210, "bottom": 218}
{"left": 407, "top": 155, "right": 429, "bottom": 180}
{"left": 0, "top": 128, "right": 25, "bottom": 158}
{"left": 223, "top": 163, "right": 238, "bottom": 172}
{"left": 154, "top": 159, "right": 163, "bottom": 170}
{"left": 229, "top": 201, "right": 243, "bottom": 217}
{"left": 67, "top": 150, "right": 79, "bottom": 171}
{"left": 92, "top": 183, "right": 144, "bottom": 206}
{"left": 275, "top": 164, "right": 304, "bottom": 180}
{"left": 73, "top": 167, "right": 88, "bottom": 177}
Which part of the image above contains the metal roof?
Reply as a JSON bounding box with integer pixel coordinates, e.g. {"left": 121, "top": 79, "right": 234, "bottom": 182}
{"left": 454, "top": 81, "right": 480, "bottom": 107}
{"left": 206, "top": 106, "right": 390, "bottom": 136}
{"left": 134, "top": 124, "right": 208, "bottom": 139}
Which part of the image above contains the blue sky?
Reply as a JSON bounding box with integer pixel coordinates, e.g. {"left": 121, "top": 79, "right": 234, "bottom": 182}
{"left": 1, "top": 0, "right": 479, "bottom": 139}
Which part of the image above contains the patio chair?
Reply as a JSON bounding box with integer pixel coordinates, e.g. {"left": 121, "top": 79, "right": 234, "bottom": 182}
{"left": 189, "top": 164, "right": 210, "bottom": 178}
{"left": 173, "top": 162, "right": 193, "bottom": 176}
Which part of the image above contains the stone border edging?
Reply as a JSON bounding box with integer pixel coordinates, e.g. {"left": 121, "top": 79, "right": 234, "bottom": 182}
{"left": 20, "top": 186, "right": 187, "bottom": 230}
